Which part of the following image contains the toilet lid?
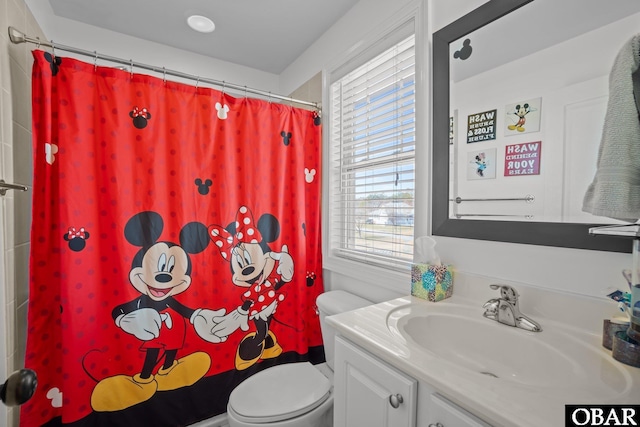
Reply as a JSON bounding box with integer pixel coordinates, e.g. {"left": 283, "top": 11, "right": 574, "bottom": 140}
{"left": 228, "top": 362, "right": 331, "bottom": 423}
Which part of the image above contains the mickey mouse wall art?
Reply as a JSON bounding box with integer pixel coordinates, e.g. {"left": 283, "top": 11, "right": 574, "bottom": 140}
{"left": 504, "top": 97, "right": 542, "bottom": 136}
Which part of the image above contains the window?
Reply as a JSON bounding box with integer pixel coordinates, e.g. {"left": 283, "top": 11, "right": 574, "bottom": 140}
{"left": 328, "top": 30, "right": 416, "bottom": 270}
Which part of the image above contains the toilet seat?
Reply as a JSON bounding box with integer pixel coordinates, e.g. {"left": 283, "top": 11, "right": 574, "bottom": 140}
{"left": 228, "top": 362, "right": 331, "bottom": 424}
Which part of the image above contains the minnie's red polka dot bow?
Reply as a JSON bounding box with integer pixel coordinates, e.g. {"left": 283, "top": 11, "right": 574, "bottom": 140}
{"left": 208, "top": 206, "right": 263, "bottom": 261}
{"left": 67, "top": 226, "right": 87, "bottom": 239}
{"left": 131, "top": 106, "right": 149, "bottom": 118}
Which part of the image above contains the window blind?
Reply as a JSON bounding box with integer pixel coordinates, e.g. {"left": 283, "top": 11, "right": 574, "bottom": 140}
{"left": 329, "top": 34, "right": 416, "bottom": 269}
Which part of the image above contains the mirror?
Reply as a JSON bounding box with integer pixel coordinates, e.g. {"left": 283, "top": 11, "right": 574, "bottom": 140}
{"left": 432, "top": 0, "right": 639, "bottom": 252}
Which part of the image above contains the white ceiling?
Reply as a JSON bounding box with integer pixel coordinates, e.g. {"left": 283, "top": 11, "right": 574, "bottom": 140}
{"left": 42, "top": 0, "right": 360, "bottom": 74}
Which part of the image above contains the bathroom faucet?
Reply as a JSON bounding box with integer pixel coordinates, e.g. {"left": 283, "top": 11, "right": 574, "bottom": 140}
{"left": 482, "top": 284, "right": 542, "bottom": 332}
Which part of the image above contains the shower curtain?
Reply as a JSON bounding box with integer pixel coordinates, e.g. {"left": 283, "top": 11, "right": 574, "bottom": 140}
{"left": 21, "top": 50, "right": 325, "bottom": 427}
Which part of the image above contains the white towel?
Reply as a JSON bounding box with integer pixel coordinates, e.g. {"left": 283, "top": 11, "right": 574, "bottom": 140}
{"left": 583, "top": 34, "right": 640, "bottom": 221}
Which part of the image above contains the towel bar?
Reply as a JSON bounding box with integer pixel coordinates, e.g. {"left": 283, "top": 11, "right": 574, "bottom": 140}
{"left": 454, "top": 213, "right": 533, "bottom": 219}
{"left": 450, "top": 195, "right": 535, "bottom": 204}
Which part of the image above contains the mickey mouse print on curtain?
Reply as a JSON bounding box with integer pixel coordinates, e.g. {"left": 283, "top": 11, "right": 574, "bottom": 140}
{"left": 23, "top": 50, "right": 324, "bottom": 427}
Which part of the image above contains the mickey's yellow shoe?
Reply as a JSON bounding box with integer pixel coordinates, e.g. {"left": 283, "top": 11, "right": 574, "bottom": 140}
{"left": 91, "top": 373, "right": 157, "bottom": 412}
{"left": 155, "top": 352, "right": 211, "bottom": 391}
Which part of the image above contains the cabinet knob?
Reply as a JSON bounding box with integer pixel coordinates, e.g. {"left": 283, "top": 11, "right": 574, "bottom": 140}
{"left": 388, "top": 393, "right": 404, "bottom": 408}
{"left": 428, "top": 423, "right": 444, "bottom": 427}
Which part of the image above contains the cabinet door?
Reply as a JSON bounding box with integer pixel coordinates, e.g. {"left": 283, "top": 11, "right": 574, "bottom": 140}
{"left": 429, "top": 393, "right": 492, "bottom": 427}
{"left": 334, "top": 336, "right": 417, "bottom": 427}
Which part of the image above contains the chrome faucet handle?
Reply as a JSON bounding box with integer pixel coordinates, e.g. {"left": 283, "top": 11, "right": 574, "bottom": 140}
{"left": 486, "top": 284, "right": 542, "bottom": 332}
{"left": 489, "top": 284, "right": 519, "bottom": 303}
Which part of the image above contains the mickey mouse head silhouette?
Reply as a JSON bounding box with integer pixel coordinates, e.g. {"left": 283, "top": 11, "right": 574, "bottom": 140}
{"left": 46, "top": 387, "right": 63, "bottom": 408}
{"left": 280, "top": 131, "right": 292, "bottom": 146}
{"left": 64, "top": 226, "right": 90, "bottom": 252}
{"left": 453, "top": 38, "right": 473, "bottom": 60}
{"left": 129, "top": 107, "right": 152, "bottom": 129}
{"left": 195, "top": 178, "right": 213, "bottom": 195}
{"left": 45, "top": 143, "right": 59, "bottom": 165}
{"left": 215, "top": 102, "right": 230, "bottom": 120}
{"left": 304, "top": 168, "right": 316, "bottom": 183}
{"left": 306, "top": 271, "right": 316, "bottom": 287}
{"left": 44, "top": 52, "right": 62, "bottom": 76}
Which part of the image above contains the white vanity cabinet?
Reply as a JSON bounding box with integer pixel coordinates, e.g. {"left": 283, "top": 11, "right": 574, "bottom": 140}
{"left": 334, "top": 335, "right": 417, "bottom": 427}
{"left": 425, "top": 393, "right": 493, "bottom": 427}
{"left": 334, "top": 335, "right": 493, "bottom": 427}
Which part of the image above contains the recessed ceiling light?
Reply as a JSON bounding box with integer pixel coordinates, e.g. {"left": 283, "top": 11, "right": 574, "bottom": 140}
{"left": 187, "top": 15, "right": 215, "bottom": 33}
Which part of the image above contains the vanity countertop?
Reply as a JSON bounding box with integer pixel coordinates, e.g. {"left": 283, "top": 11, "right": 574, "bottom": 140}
{"left": 326, "top": 276, "right": 640, "bottom": 427}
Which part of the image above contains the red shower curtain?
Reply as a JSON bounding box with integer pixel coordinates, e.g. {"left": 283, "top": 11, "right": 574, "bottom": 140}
{"left": 22, "top": 50, "right": 324, "bottom": 426}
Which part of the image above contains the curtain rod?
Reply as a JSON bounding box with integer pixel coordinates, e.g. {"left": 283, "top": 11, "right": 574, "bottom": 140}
{"left": 8, "top": 26, "right": 319, "bottom": 110}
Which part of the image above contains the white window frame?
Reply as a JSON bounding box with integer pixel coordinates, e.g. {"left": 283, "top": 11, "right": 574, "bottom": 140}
{"left": 322, "top": 1, "right": 428, "bottom": 293}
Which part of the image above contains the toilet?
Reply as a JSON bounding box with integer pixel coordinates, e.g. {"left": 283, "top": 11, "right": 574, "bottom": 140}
{"left": 226, "top": 290, "right": 371, "bottom": 427}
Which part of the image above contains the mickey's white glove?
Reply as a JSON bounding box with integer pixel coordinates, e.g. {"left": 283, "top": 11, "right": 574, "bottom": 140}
{"left": 269, "top": 244, "right": 294, "bottom": 282}
{"left": 210, "top": 307, "right": 250, "bottom": 342}
{"left": 190, "top": 308, "right": 228, "bottom": 343}
{"left": 116, "top": 308, "right": 162, "bottom": 341}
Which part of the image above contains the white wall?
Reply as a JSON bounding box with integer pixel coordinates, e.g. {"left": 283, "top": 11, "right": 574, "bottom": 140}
{"left": 279, "top": 0, "right": 488, "bottom": 96}
{"left": 279, "top": 0, "right": 420, "bottom": 96}
{"left": 280, "top": 0, "right": 631, "bottom": 303}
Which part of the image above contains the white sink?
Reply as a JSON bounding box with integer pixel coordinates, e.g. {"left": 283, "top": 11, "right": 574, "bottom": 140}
{"left": 386, "top": 303, "right": 631, "bottom": 395}
{"left": 326, "top": 273, "right": 640, "bottom": 427}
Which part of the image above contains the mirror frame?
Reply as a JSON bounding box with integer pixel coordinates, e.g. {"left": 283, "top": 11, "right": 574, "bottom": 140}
{"left": 431, "top": 0, "right": 630, "bottom": 253}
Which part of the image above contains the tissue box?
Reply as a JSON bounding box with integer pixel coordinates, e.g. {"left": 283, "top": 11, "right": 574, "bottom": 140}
{"left": 411, "top": 264, "right": 453, "bottom": 302}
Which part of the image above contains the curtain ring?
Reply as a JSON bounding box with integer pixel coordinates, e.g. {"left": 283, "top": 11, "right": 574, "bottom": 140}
{"left": 130, "top": 59, "right": 134, "bottom": 79}
{"left": 244, "top": 85, "right": 248, "bottom": 98}
{"left": 268, "top": 92, "right": 272, "bottom": 104}
{"left": 195, "top": 76, "right": 200, "bottom": 92}
{"left": 36, "top": 38, "right": 41, "bottom": 49}
{"left": 51, "top": 40, "right": 56, "bottom": 59}
{"left": 94, "top": 51, "right": 98, "bottom": 71}
{"left": 222, "top": 81, "right": 226, "bottom": 95}
{"left": 163, "top": 67, "right": 166, "bottom": 84}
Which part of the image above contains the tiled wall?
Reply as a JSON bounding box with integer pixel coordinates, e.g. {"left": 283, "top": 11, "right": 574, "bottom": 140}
{"left": 288, "top": 71, "right": 322, "bottom": 110}
{"left": 1, "top": 0, "right": 45, "bottom": 425}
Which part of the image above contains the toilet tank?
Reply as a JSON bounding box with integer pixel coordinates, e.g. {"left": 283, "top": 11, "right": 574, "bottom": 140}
{"left": 316, "top": 290, "right": 371, "bottom": 370}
